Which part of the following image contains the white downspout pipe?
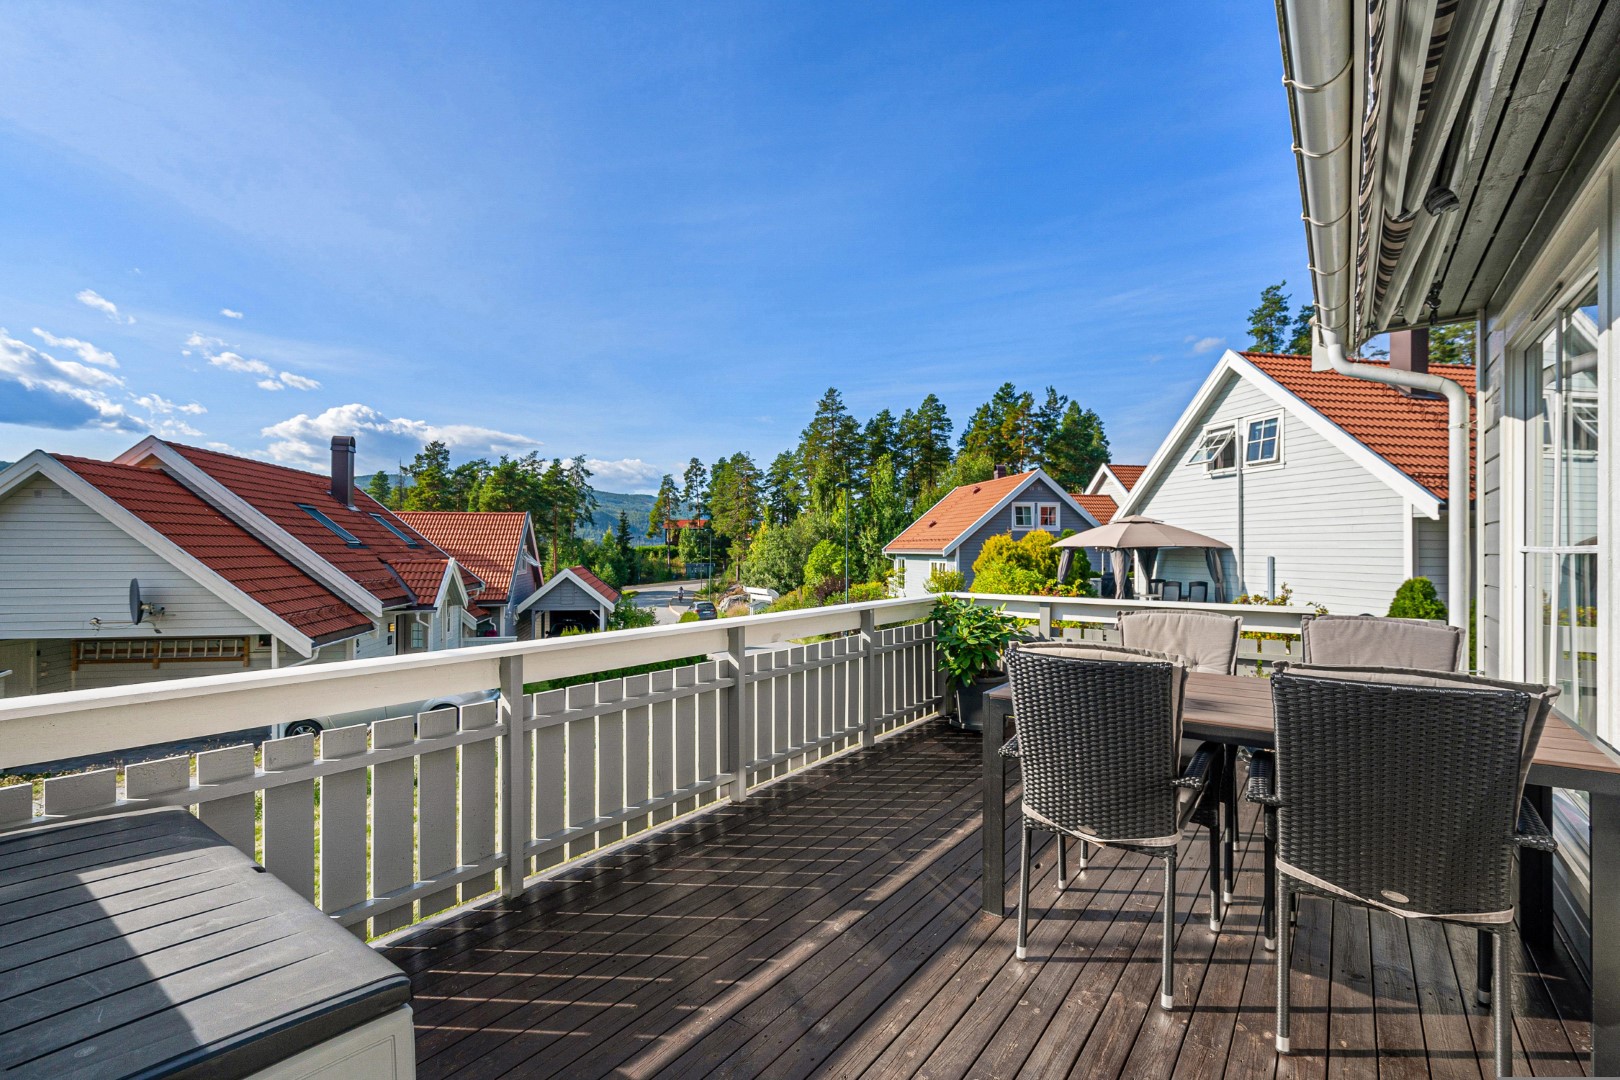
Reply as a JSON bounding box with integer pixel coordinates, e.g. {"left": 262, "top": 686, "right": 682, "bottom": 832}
{"left": 1320, "top": 327, "right": 1471, "bottom": 645}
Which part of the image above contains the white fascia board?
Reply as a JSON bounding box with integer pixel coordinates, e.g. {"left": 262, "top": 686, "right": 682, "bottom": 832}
{"left": 117, "top": 438, "right": 386, "bottom": 617}
{"left": 1118, "top": 351, "right": 1444, "bottom": 519}
{"left": 16, "top": 454, "right": 318, "bottom": 656}
{"left": 941, "top": 469, "right": 1101, "bottom": 557}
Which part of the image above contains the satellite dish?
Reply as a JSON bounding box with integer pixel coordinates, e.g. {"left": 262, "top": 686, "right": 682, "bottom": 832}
{"left": 129, "top": 579, "right": 165, "bottom": 628}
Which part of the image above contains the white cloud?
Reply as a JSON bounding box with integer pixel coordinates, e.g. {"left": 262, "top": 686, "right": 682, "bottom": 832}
{"left": 76, "top": 289, "right": 135, "bottom": 324}
{"left": 1188, "top": 335, "right": 1226, "bottom": 355}
{"left": 132, "top": 392, "right": 206, "bottom": 416}
{"left": 186, "top": 332, "right": 318, "bottom": 390}
{"left": 260, "top": 404, "right": 538, "bottom": 471}
{"left": 0, "top": 328, "right": 141, "bottom": 431}
{"left": 585, "top": 458, "right": 665, "bottom": 493}
{"left": 31, "top": 328, "right": 119, "bottom": 368}
{"left": 220, "top": 308, "right": 244, "bottom": 319}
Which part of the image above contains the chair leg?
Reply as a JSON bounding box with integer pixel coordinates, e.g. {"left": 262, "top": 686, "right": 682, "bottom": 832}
{"left": 1016, "top": 821, "right": 1032, "bottom": 961}
{"left": 1492, "top": 925, "right": 1513, "bottom": 1077}
{"left": 1207, "top": 820, "right": 1223, "bottom": 932}
{"left": 1161, "top": 850, "right": 1177, "bottom": 1011}
{"left": 1079, "top": 840, "right": 1089, "bottom": 871}
{"left": 1058, "top": 833, "right": 1068, "bottom": 890}
{"left": 1476, "top": 926, "right": 1492, "bottom": 1006}
{"left": 1222, "top": 746, "right": 1237, "bottom": 904}
{"left": 1276, "top": 875, "right": 1292, "bottom": 1053}
{"left": 1262, "top": 811, "right": 1277, "bottom": 951}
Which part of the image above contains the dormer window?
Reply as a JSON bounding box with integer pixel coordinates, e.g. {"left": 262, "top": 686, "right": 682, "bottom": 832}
{"left": 370, "top": 512, "right": 421, "bottom": 547}
{"left": 296, "top": 503, "right": 363, "bottom": 547}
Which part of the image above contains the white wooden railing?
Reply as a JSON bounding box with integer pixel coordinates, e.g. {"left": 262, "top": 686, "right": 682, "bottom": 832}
{"left": 0, "top": 592, "right": 1310, "bottom": 940}
{"left": 0, "top": 597, "right": 944, "bottom": 938}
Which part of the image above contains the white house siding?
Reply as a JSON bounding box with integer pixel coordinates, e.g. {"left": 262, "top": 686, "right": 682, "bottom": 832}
{"left": 1413, "top": 513, "right": 1452, "bottom": 610}
{"left": 1131, "top": 376, "right": 1413, "bottom": 615}
{"left": 954, "top": 477, "right": 1091, "bottom": 587}
{"left": 0, "top": 475, "right": 265, "bottom": 640}
{"left": 26, "top": 634, "right": 353, "bottom": 696}
{"left": 894, "top": 554, "right": 954, "bottom": 598}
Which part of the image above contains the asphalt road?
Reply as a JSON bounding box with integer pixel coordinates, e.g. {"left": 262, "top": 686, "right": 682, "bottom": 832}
{"left": 628, "top": 578, "right": 709, "bottom": 624}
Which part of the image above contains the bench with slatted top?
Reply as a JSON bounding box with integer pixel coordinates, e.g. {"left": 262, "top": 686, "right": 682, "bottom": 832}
{"left": 0, "top": 809, "right": 414, "bottom": 1080}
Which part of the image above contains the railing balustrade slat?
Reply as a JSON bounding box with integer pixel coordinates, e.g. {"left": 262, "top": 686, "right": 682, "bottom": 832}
{"left": 532, "top": 689, "right": 567, "bottom": 873}
{"left": 457, "top": 700, "right": 500, "bottom": 903}
{"left": 369, "top": 715, "right": 416, "bottom": 936}
{"left": 43, "top": 768, "right": 117, "bottom": 819}
{"left": 195, "top": 745, "right": 256, "bottom": 858}
{"left": 649, "top": 668, "right": 677, "bottom": 825}
{"left": 416, "top": 709, "right": 460, "bottom": 919}
{"left": 623, "top": 673, "right": 653, "bottom": 836}
{"left": 318, "top": 725, "right": 369, "bottom": 937}
{"left": 596, "top": 679, "right": 626, "bottom": 848}
{"left": 262, "top": 734, "right": 315, "bottom": 903}
{"left": 674, "top": 665, "right": 698, "bottom": 817}
{"left": 564, "top": 683, "right": 597, "bottom": 859}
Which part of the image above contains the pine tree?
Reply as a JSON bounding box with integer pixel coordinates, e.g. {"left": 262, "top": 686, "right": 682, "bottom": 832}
{"left": 1043, "top": 403, "right": 1111, "bottom": 491}
{"left": 1288, "top": 302, "right": 1317, "bottom": 354}
{"left": 364, "top": 471, "right": 393, "bottom": 507}
{"left": 1248, "top": 282, "right": 1292, "bottom": 352}
{"left": 648, "top": 474, "right": 680, "bottom": 544}
{"left": 1429, "top": 322, "right": 1475, "bottom": 364}
{"left": 1031, "top": 387, "right": 1068, "bottom": 471}
{"left": 763, "top": 451, "right": 803, "bottom": 526}
{"left": 862, "top": 410, "right": 898, "bottom": 480}
{"left": 402, "top": 441, "right": 455, "bottom": 511}
{"left": 798, "top": 388, "right": 861, "bottom": 512}
{"left": 899, "top": 394, "right": 953, "bottom": 501}
{"left": 958, "top": 383, "right": 1035, "bottom": 469}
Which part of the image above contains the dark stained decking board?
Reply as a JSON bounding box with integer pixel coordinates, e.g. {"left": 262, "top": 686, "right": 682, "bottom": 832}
{"left": 386, "top": 720, "right": 1593, "bottom": 1079}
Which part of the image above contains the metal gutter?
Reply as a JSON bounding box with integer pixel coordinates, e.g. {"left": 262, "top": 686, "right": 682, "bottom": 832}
{"left": 1278, "top": 0, "right": 1470, "bottom": 644}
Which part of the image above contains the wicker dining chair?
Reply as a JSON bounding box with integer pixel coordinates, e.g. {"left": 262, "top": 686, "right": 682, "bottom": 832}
{"left": 1300, "top": 613, "right": 1465, "bottom": 670}
{"left": 1120, "top": 609, "right": 1245, "bottom": 904}
{"left": 1000, "top": 641, "right": 1226, "bottom": 1011}
{"left": 1255, "top": 663, "right": 1557, "bottom": 1077}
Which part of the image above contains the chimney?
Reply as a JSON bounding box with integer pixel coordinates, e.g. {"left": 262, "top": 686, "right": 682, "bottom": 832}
{"left": 993, "top": 463, "right": 1007, "bottom": 479}
{"left": 1388, "top": 328, "right": 1431, "bottom": 397}
{"left": 1389, "top": 327, "right": 1429, "bottom": 376}
{"left": 330, "top": 436, "right": 356, "bottom": 509}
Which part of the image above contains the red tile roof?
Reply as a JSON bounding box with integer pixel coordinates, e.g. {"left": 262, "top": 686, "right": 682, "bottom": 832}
{"left": 396, "top": 511, "right": 530, "bottom": 605}
{"left": 1108, "top": 465, "right": 1145, "bottom": 490}
{"left": 884, "top": 470, "right": 1039, "bottom": 554}
{"left": 158, "top": 443, "right": 441, "bottom": 606}
{"left": 1242, "top": 353, "right": 1475, "bottom": 500}
{"left": 58, "top": 456, "right": 372, "bottom": 643}
{"left": 386, "top": 557, "right": 452, "bottom": 607}
{"left": 565, "top": 565, "right": 620, "bottom": 605}
{"left": 1072, "top": 493, "right": 1119, "bottom": 525}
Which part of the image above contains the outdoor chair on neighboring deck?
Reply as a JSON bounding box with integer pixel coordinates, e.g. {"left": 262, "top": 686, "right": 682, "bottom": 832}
{"left": 1249, "top": 614, "right": 1466, "bottom": 951}
{"left": 1185, "top": 581, "right": 1209, "bottom": 603}
{"left": 1253, "top": 664, "right": 1557, "bottom": 1077}
{"left": 1000, "top": 641, "right": 1226, "bottom": 1010}
{"left": 1146, "top": 578, "right": 1168, "bottom": 600}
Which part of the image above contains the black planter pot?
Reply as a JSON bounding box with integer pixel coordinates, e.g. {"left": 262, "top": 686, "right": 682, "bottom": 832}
{"left": 952, "top": 675, "right": 1007, "bottom": 733}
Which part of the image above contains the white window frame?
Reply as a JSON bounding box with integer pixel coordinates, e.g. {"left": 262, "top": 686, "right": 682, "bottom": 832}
{"left": 1187, "top": 426, "right": 1237, "bottom": 474}
{"left": 1037, "top": 503, "right": 1060, "bottom": 529}
{"left": 1011, "top": 502, "right": 1035, "bottom": 530}
{"left": 1244, "top": 414, "right": 1284, "bottom": 467}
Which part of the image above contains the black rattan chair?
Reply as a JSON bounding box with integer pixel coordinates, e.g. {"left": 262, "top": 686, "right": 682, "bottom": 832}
{"left": 1255, "top": 664, "right": 1557, "bottom": 1076}
{"left": 1001, "top": 641, "right": 1226, "bottom": 1011}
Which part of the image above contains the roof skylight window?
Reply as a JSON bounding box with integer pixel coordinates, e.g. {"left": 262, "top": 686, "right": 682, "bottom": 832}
{"left": 370, "top": 513, "right": 421, "bottom": 547}
{"left": 296, "top": 503, "right": 364, "bottom": 547}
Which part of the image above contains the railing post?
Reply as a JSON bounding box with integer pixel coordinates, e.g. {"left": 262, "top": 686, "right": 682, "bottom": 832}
{"left": 499, "top": 654, "right": 530, "bottom": 899}
{"left": 1037, "top": 602, "right": 1052, "bottom": 640}
{"left": 860, "top": 609, "right": 879, "bottom": 747}
{"left": 725, "top": 625, "right": 750, "bottom": 802}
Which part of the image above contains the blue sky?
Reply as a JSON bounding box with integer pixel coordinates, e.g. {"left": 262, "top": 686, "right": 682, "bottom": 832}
{"left": 0, "top": 1, "right": 1306, "bottom": 491}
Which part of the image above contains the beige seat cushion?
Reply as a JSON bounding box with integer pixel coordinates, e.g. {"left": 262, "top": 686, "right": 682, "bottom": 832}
{"left": 1299, "top": 614, "right": 1464, "bottom": 672}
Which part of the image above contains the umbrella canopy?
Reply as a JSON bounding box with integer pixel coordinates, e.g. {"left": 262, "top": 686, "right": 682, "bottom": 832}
{"left": 1054, "top": 515, "right": 1230, "bottom": 552}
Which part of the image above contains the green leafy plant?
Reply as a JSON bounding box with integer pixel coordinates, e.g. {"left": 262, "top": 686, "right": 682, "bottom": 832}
{"left": 925, "top": 567, "right": 966, "bottom": 594}
{"left": 930, "top": 594, "right": 1025, "bottom": 688}
{"left": 1387, "top": 577, "right": 1447, "bottom": 621}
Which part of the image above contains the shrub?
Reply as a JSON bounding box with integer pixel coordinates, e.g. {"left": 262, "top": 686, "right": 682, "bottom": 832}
{"left": 847, "top": 581, "right": 886, "bottom": 603}
{"left": 969, "top": 530, "right": 1088, "bottom": 596}
{"left": 606, "top": 596, "right": 656, "bottom": 630}
{"left": 1388, "top": 577, "right": 1447, "bottom": 621}
{"left": 803, "top": 539, "right": 846, "bottom": 586}
{"left": 678, "top": 610, "right": 701, "bottom": 623}
{"left": 925, "top": 567, "right": 966, "bottom": 594}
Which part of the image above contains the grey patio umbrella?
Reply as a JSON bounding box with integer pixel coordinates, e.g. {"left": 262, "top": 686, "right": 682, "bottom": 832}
{"left": 1055, "top": 516, "right": 1231, "bottom": 600}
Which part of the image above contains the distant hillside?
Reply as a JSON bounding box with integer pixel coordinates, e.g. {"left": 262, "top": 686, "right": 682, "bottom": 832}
{"left": 587, "top": 490, "right": 660, "bottom": 543}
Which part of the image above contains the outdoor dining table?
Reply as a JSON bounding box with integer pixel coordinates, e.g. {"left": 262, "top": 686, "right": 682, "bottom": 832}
{"left": 981, "top": 671, "right": 1620, "bottom": 1074}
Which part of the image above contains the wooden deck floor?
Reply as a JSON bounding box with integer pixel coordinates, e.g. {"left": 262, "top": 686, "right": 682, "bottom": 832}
{"left": 383, "top": 721, "right": 1593, "bottom": 1079}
